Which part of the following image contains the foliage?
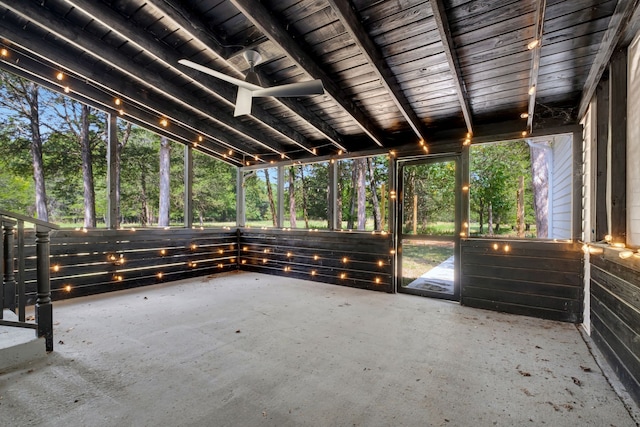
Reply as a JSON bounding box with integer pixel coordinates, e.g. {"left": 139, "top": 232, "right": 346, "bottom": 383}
{"left": 470, "top": 141, "right": 535, "bottom": 234}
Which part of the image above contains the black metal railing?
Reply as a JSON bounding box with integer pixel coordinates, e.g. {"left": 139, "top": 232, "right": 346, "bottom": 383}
{"left": 0, "top": 209, "right": 58, "bottom": 352}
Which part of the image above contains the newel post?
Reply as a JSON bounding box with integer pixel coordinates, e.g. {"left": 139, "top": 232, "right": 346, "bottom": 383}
{"left": 35, "top": 226, "right": 53, "bottom": 352}
{"left": 3, "top": 219, "right": 16, "bottom": 312}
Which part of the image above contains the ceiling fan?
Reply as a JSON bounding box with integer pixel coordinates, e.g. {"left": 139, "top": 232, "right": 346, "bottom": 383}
{"left": 179, "top": 50, "right": 324, "bottom": 117}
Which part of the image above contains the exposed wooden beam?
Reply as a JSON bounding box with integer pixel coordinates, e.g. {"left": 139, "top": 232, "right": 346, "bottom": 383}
{"left": 0, "top": 0, "right": 292, "bottom": 158}
{"left": 0, "top": 32, "right": 248, "bottom": 166}
{"left": 325, "top": 0, "right": 428, "bottom": 143}
{"left": 230, "top": 0, "right": 388, "bottom": 148}
{"left": 526, "top": 0, "right": 546, "bottom": 132}
{"left": 64, "top": 0, "right": 321, "bottom": 157}
{"left": 577, "top": 0, "right": 640, "bottom": 119}
{"left": 431, "top": 0, "right": 473, "bottom": 135}
{"left": 156, "top": 0, "right": 348, "bottom": 152}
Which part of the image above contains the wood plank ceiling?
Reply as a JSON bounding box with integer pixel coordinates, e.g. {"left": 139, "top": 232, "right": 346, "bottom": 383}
{"left": 0, "top": 0, "right": 637, "bottom": 165}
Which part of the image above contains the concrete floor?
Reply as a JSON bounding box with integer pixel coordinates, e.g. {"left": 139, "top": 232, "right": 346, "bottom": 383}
{"left": 0, "top": 271, "right": 638, "bottom": 427}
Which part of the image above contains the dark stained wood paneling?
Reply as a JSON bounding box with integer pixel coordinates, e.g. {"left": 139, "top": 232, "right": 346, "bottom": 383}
{"left": 20, "top": 228, "right": 238, "bottom": 303}
{"left": 239, "top": 228, "right": 393, "bottom": 292}
{"left": 461, "top": 239, "right": 583, "bottom": 323}
{"left": 589, "top": 249, "right": 640, "bottom": 405}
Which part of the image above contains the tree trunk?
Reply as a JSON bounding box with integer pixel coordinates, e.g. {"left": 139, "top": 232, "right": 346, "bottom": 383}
{"left": 264, "top": 169, "right": 277, "bottom": 226}
{"left": 488, "top": 203, "right": 494, "bottom": 236}
{"left": 357, "top": 158, "right": 366, "bottom": 230}
{"left": 517, "top": 175, "right": 525, "bottom": 237}
{"left": 367, "top": 158, "right": 381, "bottom": 230}
{"left": 158, "top": 136, "right": 171, "bottom": 227}
{"left": 530, "top": 144, "right": 549, "bottom": 238}
{"left": 115, "top": 122, "right": 132, "bottom": 227}
{"left": 26, "top": 82, "right": 49, "bottom": 222}
{"left": 300, "top": 166, "right": 310, "bottom": 228}
{"left": 140, "top": 172, "right": 149, "bottom": 226}
{"left": 288, "top": 166, "right": 297, "bottom": 228}
{"left": 478, "top": 205, "right": 484, "bottom": 234}
{"left": 80, "top": 105, "right": 96, "bottom": 227}
{"left": 347, "top": 162, "right": 357, "bottom": 229}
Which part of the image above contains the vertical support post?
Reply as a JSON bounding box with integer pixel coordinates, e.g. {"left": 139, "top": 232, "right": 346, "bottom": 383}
{"left": 106, "top": 113, "right": 118, "bottom": 229}
{"left": 3, "top": 220, "right": 16, "bottom": 312}
{"left": 0, "top": 219, "right": 4, "bottom": 317}
{"left": 17, "top": 220, "right": 26, "bottom": 322}
{"left": 328, "top": 160, "right": 338, "bottom": 230}
{"left": 609, "top": 49, "right": 627, "bottom": 244}
{"left": 388, "top": 156, "right": 397, "bottom": 293}
{"left": 184, "top": 144, "right": 193, "bottom": 228}
{"left": 277, "top": 165, "right": 284, "bottom": 228}
{"left": 572, "top": 130, "right": 584, "bottom": 241}
{"left": 460, "top": 144, "right": 470, "bottom": 237}
{"left": 595, "top": 79, "right": 609, "bottom": 241}
{"left": 236, "top": 168, "right": 245, "bottom": 227}
{"left": 35, "top": 226, "right": 53, "bottom": 351}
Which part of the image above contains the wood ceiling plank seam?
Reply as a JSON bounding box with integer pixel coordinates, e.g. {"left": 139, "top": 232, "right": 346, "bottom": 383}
{"left": 69, "top": 0, "right": 321, "bottom": 156}
{"left": 527, "top": 0, "right": 547, "bottom": 131}
{"left": 0, "top": 0, "right": 292, "bottom": 158}
{"left": 360, "top": 2, "right": 433, "bottom": 38}
{"left": 543, "top": 0, "right": 618, "bottom": 34}
{"left": 431, "top": 0, "right": 473, "bottom": 135}
{"left": 0, "top": 44, "right": 247, "bottom": 165}
{"left": 158, "top": 0, "right": 348, "bottom": 152}
{"left": 578, "top": 0, "right": 640, "bottom": 119}
{"left": 448, "top": 0, "right": 536, "bottom": 36}
{"left": 230, "top": 0, "right": 388, "bottom": 148}
{"left": 542, "top": 15, "right": 615, "bottom": 47}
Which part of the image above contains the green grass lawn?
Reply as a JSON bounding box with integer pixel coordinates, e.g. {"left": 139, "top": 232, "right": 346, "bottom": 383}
{"left": 401, "top": 240, "right": 453, "bottom": 287}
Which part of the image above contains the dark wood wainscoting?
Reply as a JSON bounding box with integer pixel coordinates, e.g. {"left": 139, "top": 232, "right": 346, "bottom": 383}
{"left": 590, "top": 250, "right": 640, "bottom": 405}
{"left": 21, "top": 228, "right": 238, "bottom": 302}
{"left": 239, "top": 229, "right": 393, "bottom": 293}
{"left": 461, "top": 239, "right": 584, "bottom": 323}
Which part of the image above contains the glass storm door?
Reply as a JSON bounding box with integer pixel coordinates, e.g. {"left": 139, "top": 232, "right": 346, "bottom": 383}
{"left": 398, "top": 157, "right": 460, "bottom": 300}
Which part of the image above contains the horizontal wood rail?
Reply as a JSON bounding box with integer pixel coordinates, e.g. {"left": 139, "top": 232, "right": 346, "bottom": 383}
{"left": 20, "top": 228, "right": 238, "bottom": 302}
{"left": 239, "top": 228, "right": 394, "bottom": 292}
{"left": 460, "top": 239, "right": 584, "bottom": 323}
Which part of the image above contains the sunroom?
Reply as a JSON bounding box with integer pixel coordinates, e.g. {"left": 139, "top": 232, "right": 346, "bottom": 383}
{"left": 0, "top": 0, "right": 639, "bottom": 424}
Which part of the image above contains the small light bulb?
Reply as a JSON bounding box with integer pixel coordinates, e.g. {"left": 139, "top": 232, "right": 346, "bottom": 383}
{"left": 56, "top": 72, "right": 64, "bottom": 81}
{"left": 520, "top": 112, "right": 529, "bottom": 119}
{"left": 527, "top": 39, "right": 540, "bottom": 50}
{"left": 0, "top": 48, "right": 8, "bottom": 57}
{"left": 64, "top": 86, "right": 70, "bottom": 93}
{"left": 64, "top": 285, "right": 72, "bottom": 292}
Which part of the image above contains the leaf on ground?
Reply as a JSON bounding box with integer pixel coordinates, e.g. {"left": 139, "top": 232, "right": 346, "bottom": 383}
{"left": 580, "top": 365, "right": 591, "bottom": 372}
{"left": 572, "top": 377, "right": 582, "bottom": 386}
{"left": 518, "top": 370, "right": 532, "bottom": 377}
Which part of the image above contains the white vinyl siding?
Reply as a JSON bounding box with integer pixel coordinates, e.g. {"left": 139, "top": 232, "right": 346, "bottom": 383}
{"left": 550, "top": 134, "right": 573, "bottom": 239}
{"left": 628, "top": 32, "right": 640, "bottom": 247}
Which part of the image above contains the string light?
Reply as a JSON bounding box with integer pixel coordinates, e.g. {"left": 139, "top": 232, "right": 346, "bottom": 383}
{"left": 119, "top": 109, "right": 124, "bottom": 116}
{"left": 522, "top": 131, "right": 528, "bottom": 137}
{"left": 56, "top": 72, "right": 64, "bottom": 81}
{"left": 527, "top": 39, "right": 540, "bottom": 50}
{"left": 520, "top": 112, "right": 529, "bottom": 119}
{"left": 493, "top": 243, "right": 499, "bottom": 250}
{"left": 342, "top": 257, "right": 348, "bottom": 263}
{"left": 114, "top": 98, "right": 121, "bottom": 105}
{"left": 313, "top": 254, "right": 319, "bottom": 261}
{"left": 504, "top": 244, "right": 511, "bottom": 252}
{"left": 157, "top": 272, "right": 163, "bottom": 279}
{"left": 64, "top": 285, "right": 72, "bottom": 292}
{"left": 375, "top": 277, "right": 381, "bottom": 284}
{"left": 0, "top": 48, "right": 8, "bottom": 57}
{"left": 191, "top": 243, "right": 197, "bottom": 250}
{"left": 64, "top": 86, "right": 70, "bottom": 94}
{"left": 340, "top": 273, "right": 346, "bottom": 279}
{"left": 52, "top": 265, "right": 60, "bottom": 272}
{"left": 160, "top": 118, "right": 169, "bottom": 127}
{"left": 160, "top": 249, "right": 166, "bottom": 255}
{"left": 311, "top": 270, "right": 317, "bottom": 276}
{"left": 378, "top": 260, "right": 383, "bottom": 267}
{"left": 528, "top": 86, "right": 536, "bottom": 96}
{"left": 619, "top": 250, "right": 634, "bottom": 259}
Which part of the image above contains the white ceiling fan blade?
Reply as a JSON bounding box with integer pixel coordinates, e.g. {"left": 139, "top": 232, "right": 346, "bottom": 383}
{"left": 178, "top": 59, "right": 262, "bottom": 91}
{"left": 253, "top": 80, "right": 324, "bottom": 97}
{"left": 234, "top": 86, "right": 253, "bottom": 116}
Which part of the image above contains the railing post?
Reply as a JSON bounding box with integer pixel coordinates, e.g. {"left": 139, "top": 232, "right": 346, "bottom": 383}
{"left": 35, "top": 226, "right": 53, "bottom": 352}
{"left": 3, "top": 219, "right": 16, "bottom": 312}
